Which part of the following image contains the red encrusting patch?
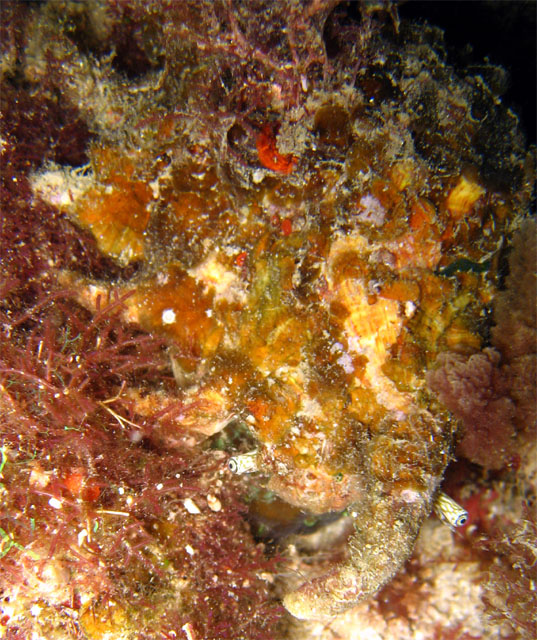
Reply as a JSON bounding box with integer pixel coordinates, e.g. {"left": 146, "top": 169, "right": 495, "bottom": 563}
{"left": 256, "top": 124, "right": 297, "bottom": 174}
{"left": 63, "top": 469, "right": 101, "bottom": 502}
{"left": 235, "top": 251, "right": 248, "bottom": 267}
{"left": 281, "top": 218, "right": 293, "bottom": 236}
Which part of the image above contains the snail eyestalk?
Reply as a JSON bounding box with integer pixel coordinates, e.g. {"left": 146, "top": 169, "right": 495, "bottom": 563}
{"left": 228, "top": 451, "right": 259, "bottom": 475}
{"left": 433, "top": 490, "right": 469, "bottom": 528}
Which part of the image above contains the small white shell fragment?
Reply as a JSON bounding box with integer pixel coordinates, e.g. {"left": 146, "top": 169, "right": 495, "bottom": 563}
{"left": 28, "top": 465, "right": 50, "bottom": 489}
{"left": 161, "top": 308, "right": 176, "bottom": 325}
{"left": 185, "top": 544, "right": 195, "bottom": 556}
{"left": 48, "top": 497, "right": 63, "bottom": 509}
{"left": 77, "top": 528, "right": 88, "bottom": 547}
{"left": 182, "top": 621, "right": 197, "bottom": 640}
{"left": 228, "top": 450, "right": 259, "bottom": 474}
{"left": 252, "top": 169, "right": 265, "bottom": 183}
{"left": 404, "top": 300, "right": 416, "bottom": 318}
{"left": 206, "top": 494, "right": 222, "bottom": 512}
{"left": 433, "top": 490, "right": 469, "bottom": 528}
{"left": 183, "top": 497, "right": 201, "bottom": 514}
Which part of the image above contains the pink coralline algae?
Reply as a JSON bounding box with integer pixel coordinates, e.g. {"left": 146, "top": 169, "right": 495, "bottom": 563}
{"left": 356, "top": 194, "right": 387, "bottom": 227}
{"left": 427, "top": 219, "right": 536, "bottom": 471}
{"left": 427, "top": 348, "right": 516, "bottom": 470}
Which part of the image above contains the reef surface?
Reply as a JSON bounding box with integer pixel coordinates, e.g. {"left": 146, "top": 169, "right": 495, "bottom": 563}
{"left": 1, "top": 1, "right": 535, "bottom": 637}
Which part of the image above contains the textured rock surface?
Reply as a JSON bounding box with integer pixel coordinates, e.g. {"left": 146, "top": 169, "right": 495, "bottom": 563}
{"left": 2, "top": 0, "right": 535, "bottom": 632}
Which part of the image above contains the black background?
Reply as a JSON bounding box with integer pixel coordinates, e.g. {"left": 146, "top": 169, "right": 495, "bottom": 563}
{"left": 399, "top": 0, "right": 536, "bottom": 146}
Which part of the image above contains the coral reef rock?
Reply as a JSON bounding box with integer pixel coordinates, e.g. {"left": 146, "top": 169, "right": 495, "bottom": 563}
{"left": 15, "top": 0, "right": 535, "bottom": 622}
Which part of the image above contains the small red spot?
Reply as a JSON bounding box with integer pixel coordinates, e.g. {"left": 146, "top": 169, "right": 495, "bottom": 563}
{"left": 256, "top": 124, "right": 297, "bottom": 175}
{"left": 82, "top": 484, "right": 101, "bottom": 502}
{"left": 63, "top": 469, "right": 101, "bottom": 502}
{"left": 64, "top": 470, "right": 85, "bottom": 497}
{"left": 281, "top": 218, "right": 292, "bottom": 236}
{"left": 235, "top": 251, "right": 248, "bottom": 267}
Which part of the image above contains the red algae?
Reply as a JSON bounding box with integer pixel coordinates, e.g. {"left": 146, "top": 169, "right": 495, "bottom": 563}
{"left": 0, "top": 286, "right": 283, "bottom": 640}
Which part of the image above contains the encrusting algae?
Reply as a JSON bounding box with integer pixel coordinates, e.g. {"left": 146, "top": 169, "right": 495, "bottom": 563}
{"left": 7, "top": 0, "right": 535, "bottom": 627}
